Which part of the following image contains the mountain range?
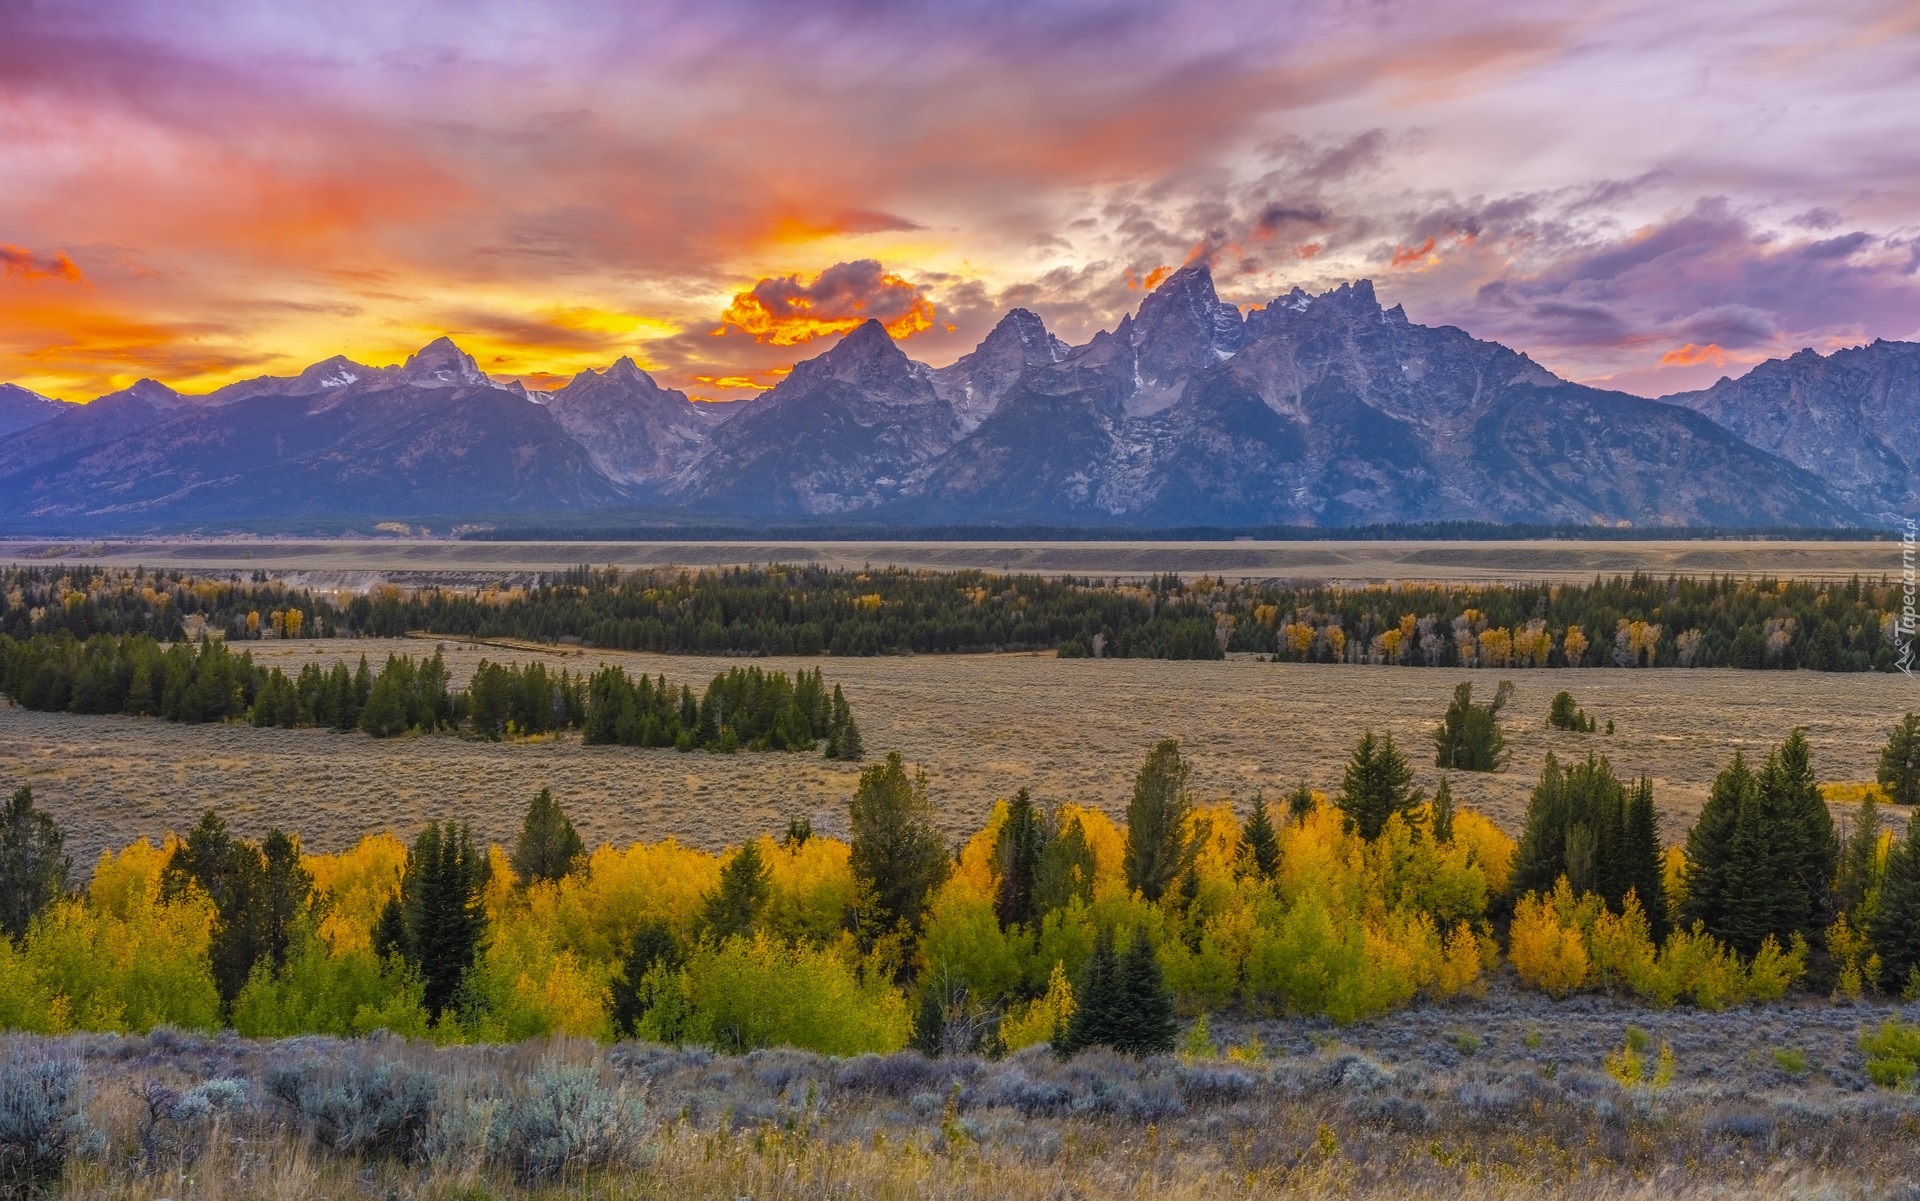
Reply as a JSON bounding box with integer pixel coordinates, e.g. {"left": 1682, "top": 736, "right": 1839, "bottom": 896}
{"left": 0, "top": 265, "right": 1910, "bottom": 531}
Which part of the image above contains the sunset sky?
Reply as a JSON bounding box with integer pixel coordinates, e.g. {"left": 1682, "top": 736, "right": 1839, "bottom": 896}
{"left": 2, "top": 0, "right": 1917, "bottom": 403}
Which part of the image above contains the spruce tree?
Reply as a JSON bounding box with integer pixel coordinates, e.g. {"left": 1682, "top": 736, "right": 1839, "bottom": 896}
{"left": 1621, "top": 776, "right": 1665, "bottom": 937}
{"left": 1433, "top": 680, "right": 1514, "bottom": 771}
{"left": 1123, "top": 739, "right": 1195, "bottom": 903}
{"left": 1835, "top": 793, "right": 1882, "bottom": 921}
{"left": 1872, "top": 829, "right": 1920, "bottom": 993}
{"left": 1878, "top": 713, "right": 1920, "bottom": 808}
{"left": 609, "top": 918, "right": 681, "bottom": 1037}
{"left": 1286, "top": 782, "right": 1316, "bottom": 824}
{"left": 397, "top": 821, "right": 487, "bottom": 1020}
{"left": 849, "top": 753, "right": 950, "bottom": 937}
{"left": 1035, "top": 814, "right": 1096, "bottom": 915}
{"left": 254, "top": 828, "right": 313, "bottom": 976}
{"left": 912, "top": 989, "right": 947, "bottom": 1058}
{"left": 1239, "top": 795, "right": 1281, "bottom": 880}
{"left": 510, "top": 788, "right": 584, "bottom": 884}
{"left": 1429, "top": 778, "right": 1456, "bottom": 844}
{"left": 1774, "top": 729, "right": 1838, "bottom": 929}
{"left": 1116, "top": 935, "right": 1178, "bottom": 1055}
{"left": 994, "top": 788, "right": 1046, "bottom": 930}
{"left": 1337, "top": 730, "right": 1419, "bottom": 841}
{"left": 1061, "top": 931, "right": 1124, "bottom": 1054}
{"left": 1681, "top": 753, "right": 1754, "bottom": 937}
{"left": 702, "top": 839, "right": 771, "bottom": 940}
{"left": 163, "top": 809, "right": 264, "bottom": 1016}
{"left": 0, "top": 785, "right": 68, "bottom": 944}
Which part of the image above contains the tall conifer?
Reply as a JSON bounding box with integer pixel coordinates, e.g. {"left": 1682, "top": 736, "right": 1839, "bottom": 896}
{"left": 1123, "top": 739, "right": 1195, "bottom": 902}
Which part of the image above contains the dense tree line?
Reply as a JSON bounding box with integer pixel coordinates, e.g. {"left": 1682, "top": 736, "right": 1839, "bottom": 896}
{"left": 0, "top": 632, "right": 862, "bottom": 754}
{"left": 4, "top": 714, "right": 1920, "bottom": 1057}
{"left": 4, "top": 562, "right": 1912, "bottom": 668}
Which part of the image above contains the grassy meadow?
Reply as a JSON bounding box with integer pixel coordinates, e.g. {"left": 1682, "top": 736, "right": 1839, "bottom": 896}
{"left": 2, "top": 640, "right": 1910, "bottom": 870}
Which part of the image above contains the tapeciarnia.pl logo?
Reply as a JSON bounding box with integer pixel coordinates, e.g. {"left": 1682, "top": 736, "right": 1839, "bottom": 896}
{"left": 1900, "top": 519, "right": 1917, "bottom": 677}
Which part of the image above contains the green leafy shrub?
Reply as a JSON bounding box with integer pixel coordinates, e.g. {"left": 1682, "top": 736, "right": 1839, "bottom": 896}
{"left": 1860, "top": 1018, "right": 1920, "bottom": 1089}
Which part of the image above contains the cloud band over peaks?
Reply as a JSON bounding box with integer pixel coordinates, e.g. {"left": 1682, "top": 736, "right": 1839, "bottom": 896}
{"left": 718, "top": 260, "right": 936, "bottom": 346}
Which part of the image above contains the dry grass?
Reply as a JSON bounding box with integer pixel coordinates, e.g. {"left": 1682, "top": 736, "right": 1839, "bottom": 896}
{"left": 3, "top": 638, "right": 1912, "bottom": 869}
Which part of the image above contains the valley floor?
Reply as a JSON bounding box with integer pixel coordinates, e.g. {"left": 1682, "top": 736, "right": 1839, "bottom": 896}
{"left": 2, "top": 645, "right": 1911, "bottom": 871}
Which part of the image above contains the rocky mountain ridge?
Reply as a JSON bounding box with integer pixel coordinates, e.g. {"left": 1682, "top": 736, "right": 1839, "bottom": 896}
{"left": 0, "top": 268, "right": 1901, "bottom": 530}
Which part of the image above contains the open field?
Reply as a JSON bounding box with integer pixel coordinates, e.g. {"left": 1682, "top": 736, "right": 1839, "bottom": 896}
{"left": 3, "top": 640, "right": 1913, "bottom": 869}
{"left": 0, "top": 536, "right": 1903, "bottom": 584}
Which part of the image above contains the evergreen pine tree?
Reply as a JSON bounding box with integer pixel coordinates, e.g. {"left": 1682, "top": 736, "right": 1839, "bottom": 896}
{"left": 1286, "top": 782, "right": 1316, "bottom": 823}
{"left": 1239, "top": 795, "right": 1281, "bottom": 880}
{"left": 1429, "top": 778, "right": 1456, "bottom": 844}
{"left": 1061, "top": 931, "right": 1124, "bottom": 1055}
{"left": 609, "top": 919, "right": 681, "bottom": 1037}
{"left": 1682, "top": 753, "right": 1754, "bottom": 938}
{"left": 1835, "top": 793, "right": 1882, "bottom": 921}
{"left": 849, "top": 753, "right": 950, "bottom": 938}
{"left": 1769, "top": 729, "right": 1837, "bottom": 935}
{"left": 912, "top": 989, "right": 947, "bottom": 1058}
{"left": 162, "top": 809, "right": 264, "bottom": 1017}
{"left": 254, "top": 828, "right": 313, "bottom": 976}
{"left": 1872, "top": 828, "right": 1920, "bottom": 992}
{"left": 357, "top": 670, "right": 408, "bottom": 738}
{"left": 1621, "top": 776, "right": 1665, "bottom": 937}
{"left": 510, "top": 788, "right": 584, "bottom": 884}
{"left": 0, "top": 785, "right": 68, "bottom": 944}
{"left": 702, "top": 839, "right": 771, "bottom": 940}
{"left": 994, "top": 788, "right": 1046, "bottom": 930}
{"left": 1337, "top": 730, "right": 1419, "bottom": 841}
{"left": 1116, "top": 935, "right": 1178, "bottom": 1055}
{"left": 398, "top": 821, "right": 486, "bottom": 1021}
{"left": 1433, "top": 680, "right": 1514, "bottom": 771}
{"left": 783, "top": 816, "right": 812, "bottom": 849}
{"left": 1123, "top": 739, "right": 1195, "bottom": 902}
{"left": 1878, "top": 713, "right": 1920, "bottom": 808}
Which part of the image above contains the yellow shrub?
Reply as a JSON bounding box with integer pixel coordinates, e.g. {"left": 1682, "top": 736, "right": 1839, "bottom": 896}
{"left": 1450, "top": 810, "right": 1515, "bottom": 896}
{"left": 919, "top": 876, "right": 1025, "bottom": 1003}
{"left": 1001, "top": 961, "right": 1074, "bottom": 1051}
{"left": 1509, "top": 882, "right": 1591, "bottom": 998}
{"left": 305, "top": 833, "right": 408, "bottom": 953}
{"left": 549, "top": 839, "right": 721, "bottom": 963}
{"left": 763, "top": 835, "right": 860, "bottom": 945}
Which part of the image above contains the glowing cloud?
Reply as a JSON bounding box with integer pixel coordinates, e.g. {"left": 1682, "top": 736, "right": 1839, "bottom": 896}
{"left": 1660, "top": 342, "right": 1728, "bottom": 367}
{"left": 718, "top": 261, "right": 936, "bottom": 347}
{"left": 1, "top": 246, "right": 86, "bottom": 286}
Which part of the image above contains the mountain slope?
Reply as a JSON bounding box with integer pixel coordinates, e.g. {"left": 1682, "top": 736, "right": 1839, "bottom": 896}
{"left": 540, "top": 358, "right": 721, "bottom": 487}
{"left": 0, "top": 385, "right": 67, "bottom": 440}
{"left": 1662, "top": 340, "right": 1920, "bottom": 520}
{"left": 667, "top": 320, "right": 959, "bottom": 514}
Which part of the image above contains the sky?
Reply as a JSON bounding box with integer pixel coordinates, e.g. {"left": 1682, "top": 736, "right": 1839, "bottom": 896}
{"left": 2, "top": 0, "right": 1917, "bottom": 403}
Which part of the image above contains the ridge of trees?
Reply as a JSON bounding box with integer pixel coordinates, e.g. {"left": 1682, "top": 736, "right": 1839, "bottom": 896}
{"left": 4, "top": 562, "right": 1911, "bottom": 669}
{"left": 0, "top": 633, "right": 863, "bottom": 756}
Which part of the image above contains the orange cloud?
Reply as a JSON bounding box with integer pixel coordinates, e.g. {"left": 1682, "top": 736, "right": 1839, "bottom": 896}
{"left": 1390, "top": 237, "right": 1438, "bottom": 268}
{"left": 1296, "top": 242, "right": 1324, "bottom": 260}
{"left": 1128, "top": 265, "right": 1174, "bottom": 291}
{"left": 718, "top": 260, "right": 935, "bottom": 346}
{"left": 1659, "top": 342, "right": 1727, "bottom": 367}
{"left": 1, "top": 246, "right": 87, "bottom": 286}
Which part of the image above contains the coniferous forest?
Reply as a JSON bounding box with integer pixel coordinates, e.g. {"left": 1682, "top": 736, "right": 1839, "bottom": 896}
{"left": 1, "top": 562, "right": 1910, "bottom": 668}
{"left": 0, "top": 632, "right": 863, "bottom": 755}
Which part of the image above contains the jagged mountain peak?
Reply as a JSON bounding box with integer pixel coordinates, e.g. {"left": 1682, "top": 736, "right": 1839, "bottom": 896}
{"left": 398, "top": 336, "right": 491, "bottom": 388}
{"left": 799, "top": 319, "right": 919, "bottom": 388}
